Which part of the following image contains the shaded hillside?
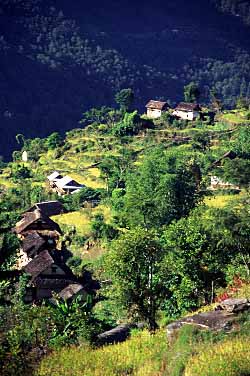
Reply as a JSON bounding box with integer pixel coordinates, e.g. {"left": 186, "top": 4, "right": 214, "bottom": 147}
{"left": 211, "top": 0, "right": 250, "bottom": 26}
{"left": 1, "top": 0, "right": 250, "bottom": 159}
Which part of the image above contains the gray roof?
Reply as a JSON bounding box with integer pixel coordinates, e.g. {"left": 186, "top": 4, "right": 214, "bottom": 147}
{"left": 14, "top": 209, "right": 62, "bottom": 235}
{"left": 25, "top": 201, "right": 64, "bottom": 217}
{"left": 24, "top": 250, "right": 54, "bottom": 280}
{"left": 59, "top": 283, "right": 85, "bottom": 300}
{"left": 22, "top": 231, "right": 46, "bottom": 257}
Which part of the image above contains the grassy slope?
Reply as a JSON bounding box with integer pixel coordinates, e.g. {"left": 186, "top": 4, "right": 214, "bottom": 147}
{"left": 2, "top": 110, "right": 248, "bottom": 376}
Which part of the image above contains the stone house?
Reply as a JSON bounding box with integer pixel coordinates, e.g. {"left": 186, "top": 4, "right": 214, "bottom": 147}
{"left": 173, "top": 102, "right": 201, "bottom": 120}
{"left": 145, "top": 100, "right": 170, "bottom": 119}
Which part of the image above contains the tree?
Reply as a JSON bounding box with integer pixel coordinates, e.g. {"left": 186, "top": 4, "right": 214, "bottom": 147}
{"left": 116, "top": 149, "right": 201, "bottom": 229}
{"left": 105, "top": 227, "right": 168, "bottom": 330}
{"left": 210, "top": 88, "right": 223, "bottom": 112}
{"left": 11, "top": 163, "right": 32, "bottom": 181}
{"left": 112, "top": 111, "right": 140, "bottom": 137}
{"left": 80, "top": 106, "right": 113, "bottom": 125}
{"left": 184, "top": 82, "right": 200, "bottom": 103}
{"left": 161, "top": 207, "right": 241, "bottom": 316}
{"left": 191, "top": 132, "right": 211, "bottom": 151}
{"left": 233, "top": 127, "right": 250, "bottom": 158}
{"left": 236, "top": 96, "right": 250, "bottom": 110}
{"left": 99, "top": 149, "right": 134, "bottom": 194}
{"left": 115, "top": 88, "right": 134, "bottom": 113}
{"left": 222, "top": 158, "right": 250, "bottom": 187}
{"left": 45, "top": 132, "right": 63, "bottom": 150}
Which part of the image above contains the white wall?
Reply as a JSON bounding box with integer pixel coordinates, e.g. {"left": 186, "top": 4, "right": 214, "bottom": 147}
{"left": 147, "top": 108, "right": 162, "bottom": 119}
{"left": 173, "top": 110, "right": 199, "bottom": 121}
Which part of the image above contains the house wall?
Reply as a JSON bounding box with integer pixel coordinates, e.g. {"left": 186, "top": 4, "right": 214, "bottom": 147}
{"left": 147, "top": 108, "right": 162, "bottom": 119}
{"left": 173, "top": 110, "right": 199, "bottom": 121}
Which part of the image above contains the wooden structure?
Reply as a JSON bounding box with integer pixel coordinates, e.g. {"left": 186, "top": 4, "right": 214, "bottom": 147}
{"left": 13, "top": 209, "right": 61, "bottom": 238}
{"left": 173, "top": 102, "right": 201, "bottom": 120}
{"left": 23, "top": 249, "right": 83, "bottom": 301}
{"left": 145, "top": 100, "right": 170, "bottom": 119}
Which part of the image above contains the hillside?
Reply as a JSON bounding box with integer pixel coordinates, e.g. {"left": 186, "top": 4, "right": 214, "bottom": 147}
{"left": 1, "top": 0, "right": 250, "bottom": 159}
{"left": 1, "top": 103, "right": 250, "bottom": 375}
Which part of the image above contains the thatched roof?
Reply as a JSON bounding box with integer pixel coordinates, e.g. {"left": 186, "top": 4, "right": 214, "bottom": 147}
{"left": 24, "top": 201, "right": 64, "bottom": 217}
{"left": 58, "top": 283, "right": 85, "bottom": 300}
{"left": 24, "top": 250, "right": 54, "bottom": 280}
{"left": 13, "top": 209, "right": 61, "bottom": 235}
{"left": 175, "top": 102, "right": 201, "bottom": 112}
{"left": 22, "top": 231, "right": 46, "bottom": 257}
{"left": 146, "top": 100, "right": 169, "bottom": 110}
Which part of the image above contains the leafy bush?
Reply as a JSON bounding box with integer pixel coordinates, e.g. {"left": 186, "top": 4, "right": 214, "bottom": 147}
{"left": 59, "top": 187, "right": 101, "bottom": 212}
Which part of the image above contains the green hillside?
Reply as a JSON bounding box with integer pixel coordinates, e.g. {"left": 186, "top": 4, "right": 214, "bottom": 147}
{"left": 1, "top": 103, "right": 250, "bottom": 375}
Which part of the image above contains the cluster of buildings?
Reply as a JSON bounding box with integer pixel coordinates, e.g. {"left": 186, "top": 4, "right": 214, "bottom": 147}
{"left": 13, "top": 201, "right": 97, "bottom": 303}
{"left": 145, "top": 100, "right": 201, "bottom": 120}
{"left": 47, "top": 171, "right": 84, "bottom": 195}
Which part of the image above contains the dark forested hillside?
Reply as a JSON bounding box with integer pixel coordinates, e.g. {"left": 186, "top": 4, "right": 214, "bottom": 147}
{"left": 1, "top": 0, "right": 250, "bottom": 159}
{"left": 211, "top": 0, "right": 250, "bottom": 26}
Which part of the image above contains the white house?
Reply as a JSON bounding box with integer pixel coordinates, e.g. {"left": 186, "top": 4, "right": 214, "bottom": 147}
{"left": 173, "top": 102, "right": 201, "bottom": 121}
{"left": 145, "top": 100, "right": 170, "bottom": 119}
{"left": 55, "top": 175, "right": 84, "bottom": 195}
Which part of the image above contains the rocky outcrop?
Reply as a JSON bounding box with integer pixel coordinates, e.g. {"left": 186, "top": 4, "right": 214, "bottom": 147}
{"left": 97, "top": 323, "right": 146, "bottom": 346}
{"left": 167, "top": 298, "right": 250, "bottom": 339}
{"left": 215, "top": 298, "right": 250, "bottom": 313}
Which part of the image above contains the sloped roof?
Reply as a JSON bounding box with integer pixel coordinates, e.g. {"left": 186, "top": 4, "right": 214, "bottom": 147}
{"left": 25, "top": 201, "right": 64, "bottom": 217}
{"left": 22, "top": 231, "right": 46, "bottom": 257}
{"left": 14, "top": 209, "right": 61, "bottom": 235}
{"left": 59, "top": 283, "right": 85, "bottom": 300}
{"left": 24, "top": 250, "right": 54, "bottom": 280}
{"left": 56, "top": 175, "right": 83, "bottom": 189}
{"left": 47, "top": 171, "right": 63, "bottom": 181}
{"left": 146, "top": 100, "right": 169, "bottom": 110}
{"left": 211, "top": 150, "right": 237, "bottom": 167}
{"left": 175, "top": 102, "right": 201, "bottom": 111}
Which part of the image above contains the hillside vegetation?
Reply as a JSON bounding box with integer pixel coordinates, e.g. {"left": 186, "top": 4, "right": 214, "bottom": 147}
{"left": 2, "top": 0, "right": 250, "bottom": 159}
{"left": 1, "top": 101, "right": 250, "bottom": 375}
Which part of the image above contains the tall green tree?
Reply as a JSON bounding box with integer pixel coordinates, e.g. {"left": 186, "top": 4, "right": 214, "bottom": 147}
{"left": 116, "top": 149, "right": 201, "bottom": 229}
{"left": 184, "top": 82, "right": 200, "bottom": 103}
{"left": 115, "top": 88, "right": 134, "bottom": 113}
{"left": 233, "top": 127, "right": 250, "bottom": 158}
{"left": 105, "top": 227, "right": 168, "bottom": 330}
